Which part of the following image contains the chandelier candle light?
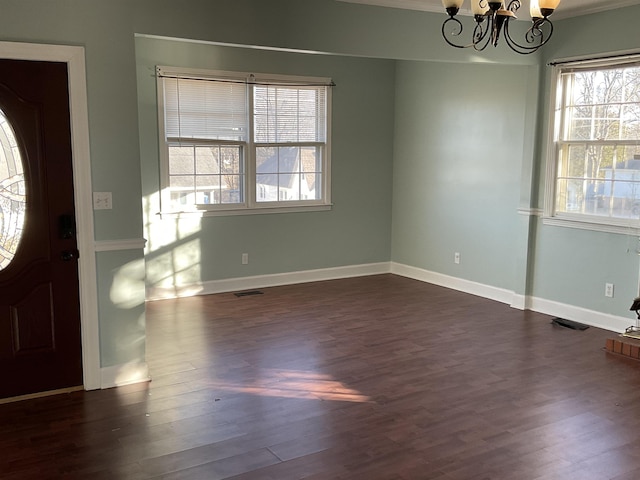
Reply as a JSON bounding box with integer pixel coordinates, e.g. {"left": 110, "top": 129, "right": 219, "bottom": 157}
{"left": 441, "top": 0, "right": 562, "bottom": 54}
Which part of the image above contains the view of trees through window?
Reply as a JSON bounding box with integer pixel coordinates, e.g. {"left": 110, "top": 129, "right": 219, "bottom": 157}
{"left": 555, "top": 64, "right": 640, "bottom": 219}
{"left": 168, "top": 145, "right": 243, "bottom": 206}
{"left": 253, "top": 85, "right": 325, "bottom": 204}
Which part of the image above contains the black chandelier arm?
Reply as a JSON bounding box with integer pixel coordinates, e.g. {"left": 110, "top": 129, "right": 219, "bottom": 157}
{"left": 471, "top": 17, "right": 493, "bottom": 51}
{"left": 506, "top": 0, "right": 522, "bottom": 14}
{"left": 441, "top": 15, "right": 494, "bottom": 51}
{"left": 527, "top": 18, "right": 554, "bottom": 45}
{"left": 502, "top": 16, "right": 555, "bottom": 54}
{"left": 441, "top": 16, "right": 468, "bottom": 49}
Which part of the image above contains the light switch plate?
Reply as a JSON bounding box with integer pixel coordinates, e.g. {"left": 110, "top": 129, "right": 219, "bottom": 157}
{"left": 93, "top": 192, "right": 112, "bottom": 210}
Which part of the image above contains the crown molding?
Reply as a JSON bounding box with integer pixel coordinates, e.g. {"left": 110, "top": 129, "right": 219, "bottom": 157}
{"left": 553, "top": 0, "right": 640, "bottom": 20}
{"left": 336, "top": 0, "right": 445, "bottom": 14}
{"left": 336, "top": 0, "right": 640, "bottom": 21}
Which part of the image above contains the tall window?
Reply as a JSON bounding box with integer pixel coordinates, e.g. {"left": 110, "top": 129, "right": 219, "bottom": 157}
{"left": 546, "top": 57, "right": 640, "bottom": 231}
{"left": 157, "top": 67, "right": 332, "bottom": 215}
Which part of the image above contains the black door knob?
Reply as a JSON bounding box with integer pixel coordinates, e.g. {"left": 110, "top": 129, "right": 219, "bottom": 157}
{"left": 61, "top": 250, "right": 78, "bottom": 261}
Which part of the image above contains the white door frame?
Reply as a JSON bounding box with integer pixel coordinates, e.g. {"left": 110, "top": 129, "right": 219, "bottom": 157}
{"left": 0, "top": 42, "right": 100, "bottom": 390}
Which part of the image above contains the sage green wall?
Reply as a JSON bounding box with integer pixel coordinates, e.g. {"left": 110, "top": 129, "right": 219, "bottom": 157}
{"left": 128, "top": 0, "right": 538, "bottom": 66}
{"left": 136, "top": 36, "right": 395, "bottom": 288}
{"left": 525, "top": 4, "right": 640, "bottom": 320}
{"left": 391, "top": 61, "right": 536, "bottom": 291}
{"left": 390, "top": 4, "right": 640, "bottom": 325}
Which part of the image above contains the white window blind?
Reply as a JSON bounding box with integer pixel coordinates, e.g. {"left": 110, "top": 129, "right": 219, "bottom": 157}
{"left": 162, "top": 76, "right": 248, "bottom": 142}
{"left": 254, "top": 86, "right": 326, "bottom": 143}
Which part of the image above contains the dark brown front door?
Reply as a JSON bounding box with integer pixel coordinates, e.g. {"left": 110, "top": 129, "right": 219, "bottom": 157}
{"left": 0, "top": 59, "right": 83, "bottom": 399}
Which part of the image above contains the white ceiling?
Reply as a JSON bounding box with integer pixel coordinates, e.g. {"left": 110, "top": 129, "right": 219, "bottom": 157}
{"left": 337, "top": 0, "right": 640, "bottom": 20}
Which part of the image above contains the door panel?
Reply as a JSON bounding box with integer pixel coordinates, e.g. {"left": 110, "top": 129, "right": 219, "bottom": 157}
{"left": 12, "top": 283, "right": 55, "bottom": 356}
{"left": 0, "top": 59, "right": 82, "bottom": 399}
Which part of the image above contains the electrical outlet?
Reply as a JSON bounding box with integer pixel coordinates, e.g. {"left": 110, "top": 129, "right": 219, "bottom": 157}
{"left": 242, "top": 253, "right": 249, "bottom": 265}
{"left": 605, "top": 283, "right": 614, "bottom": 298}
{"left": 454, "top": 252, "right": 460, "bottom": 264}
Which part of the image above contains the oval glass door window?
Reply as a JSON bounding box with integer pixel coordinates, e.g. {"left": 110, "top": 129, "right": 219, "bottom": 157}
{"left": 0, "top": 108, "right": 26, "bottom": 271}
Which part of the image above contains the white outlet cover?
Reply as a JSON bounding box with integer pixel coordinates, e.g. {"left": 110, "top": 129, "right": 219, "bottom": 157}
{"left": 605, "top": 283, "right": 614, "bottom": 297}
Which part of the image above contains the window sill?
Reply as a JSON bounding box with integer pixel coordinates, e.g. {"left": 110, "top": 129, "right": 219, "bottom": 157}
{"left": 542, "top": 214, "right": 640, "bottom": 236}
{"left": 157, "top": 203, "right": 333, "bottom": 218}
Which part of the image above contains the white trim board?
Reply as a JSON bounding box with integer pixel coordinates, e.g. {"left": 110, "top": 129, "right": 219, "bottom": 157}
{"left": 529, "top": 297, "right": 631, "bottom": 333}
{"left": 146, "top": 262, "right": 391, "bottom": 300}
{"left": 335, "top": 0, "right": 639, "bottom": 20}
{"left": 390, "top": 262, "right": 516, "bottom": 306}
{"left": 95, "top": 238, "right": 147, "bottom": 252}
{"left": 390, "top": 262, "right": 631, "bottom": 333}
{"left": 147, "top": 259, "right": 631, "bottom": 334}
{"left": 0, "top": 42, "right": 100, "bottom": 391}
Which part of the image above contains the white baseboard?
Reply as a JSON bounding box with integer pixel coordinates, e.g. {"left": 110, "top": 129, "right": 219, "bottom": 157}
{"left": 146, "top": 262, "right": 392, "bottom": 301}
{"left": 390, "top": 262, "right": 515, "bottom": 305}
{"left": 146, "top": 260, "right": 631, "bottom": 334}
{"left": 529, "top": 297, "right": 631, "bottom": 333}
{"left": 101, "top": 361, "right": 150, "bottom": 389}
{"left": 391, "top": 262, "right": 631, "bottom": 333}
{"left": 510, "top": 293, "right": 528, "bottom": 310}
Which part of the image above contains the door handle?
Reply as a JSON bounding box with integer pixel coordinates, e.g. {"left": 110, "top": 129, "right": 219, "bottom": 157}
{"left": 61, "top": 249, "right": 79, "bottom": 261}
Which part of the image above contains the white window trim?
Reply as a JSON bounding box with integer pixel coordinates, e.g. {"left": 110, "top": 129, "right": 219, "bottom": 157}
{"left": 543, "top": 52, "right": 640, "bottom": 236}
{"left": 156, "top": 66, "right": 333, "bottom": 217}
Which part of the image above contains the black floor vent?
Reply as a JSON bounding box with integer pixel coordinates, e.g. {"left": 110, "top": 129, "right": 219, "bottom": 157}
{"left": 551, "top": 317, "right": 589, "bottom": 330}
{"left": 234, "top": 290, "right": 264, "bottom": 297}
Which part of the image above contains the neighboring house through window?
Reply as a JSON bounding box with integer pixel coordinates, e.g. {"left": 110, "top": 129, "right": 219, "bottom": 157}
{"left": 156, "top": 66, "right": 333, "bottom": 216}
{"left": 545, "top": 55, "right": 640, "bottom": 233}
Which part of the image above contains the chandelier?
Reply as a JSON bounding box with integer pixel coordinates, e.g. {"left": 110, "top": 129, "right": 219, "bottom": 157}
{"left": 441, "top": 0, "right": 562, "bottom": 54}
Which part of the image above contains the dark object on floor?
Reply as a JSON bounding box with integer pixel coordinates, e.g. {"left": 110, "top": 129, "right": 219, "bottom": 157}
{"left": 234, "top": 290, "right": 264, "bottom": 297}
{"left": 551, "top": 317, "right": 589, "bottom": 330}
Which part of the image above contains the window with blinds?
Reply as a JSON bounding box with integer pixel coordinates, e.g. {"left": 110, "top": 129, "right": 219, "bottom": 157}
{"left": 157, "top": 67, "right": 332, "bottom": 214}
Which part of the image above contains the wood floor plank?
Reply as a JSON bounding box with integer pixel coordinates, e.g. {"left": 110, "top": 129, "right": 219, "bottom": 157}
{"left": 2, "top": 274, "right": 640, "bottom": 479}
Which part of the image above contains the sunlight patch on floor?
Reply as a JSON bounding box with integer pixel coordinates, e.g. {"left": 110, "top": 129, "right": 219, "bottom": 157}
{"left": 212, "top": 369, "right": 372, "bottom": 403}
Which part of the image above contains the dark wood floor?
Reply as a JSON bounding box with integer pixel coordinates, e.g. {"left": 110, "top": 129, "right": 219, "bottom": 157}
{"left": 2, "top": 274, "right": 640, "bottom": 479}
